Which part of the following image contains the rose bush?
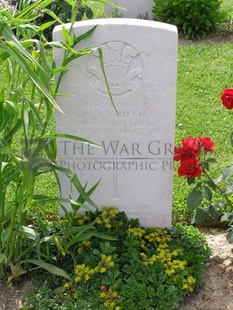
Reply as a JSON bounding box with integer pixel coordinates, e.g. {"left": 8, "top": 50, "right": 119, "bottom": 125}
{"left": 175, "top": 90, "right": 233, "bottom": 243}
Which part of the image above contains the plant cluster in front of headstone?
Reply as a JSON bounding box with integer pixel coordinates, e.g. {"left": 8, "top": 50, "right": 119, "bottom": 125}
{"left": 24, "top": 207, "right": 211, "bottom": 310}
{"left": 152, "top": 0, "right": 226, "bottom": 40}
{"left": 0, "top": 0, "right": 115, "bottom": 282}
{"left": 174, "top": 90, "right": 233, "bottom": 243}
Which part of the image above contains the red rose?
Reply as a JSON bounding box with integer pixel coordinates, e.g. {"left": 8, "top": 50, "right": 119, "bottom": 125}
{"left": 178, "top": 158, "right": 202, "bottom": 178}
{"left": 174, "top": 137, "right": 200, "bottom": 161}
{"left": 200, "top": 137, "right": 216, "bottom": 152}
{"left": 174, "top": 146, "right": 184, "bottom": 161}
{"left": 221, "top": 88, "right": 233, "bottom": 110}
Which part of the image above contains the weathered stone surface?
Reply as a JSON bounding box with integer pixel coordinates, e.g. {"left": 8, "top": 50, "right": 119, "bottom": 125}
{"left": 53, "top": 19, "right": 178, "bottom": 227}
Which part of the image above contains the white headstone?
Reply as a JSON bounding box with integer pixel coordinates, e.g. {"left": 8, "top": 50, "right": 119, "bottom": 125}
{"left": 53, "top": 19, "right": 177, "bottom": 228}
{"left": 105, "top": 0, "right": 154, "bottom": 19}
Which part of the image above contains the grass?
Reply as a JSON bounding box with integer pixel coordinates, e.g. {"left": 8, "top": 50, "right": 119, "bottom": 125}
{"left": 173, "top": 42, "right": 233, "bottom": 221}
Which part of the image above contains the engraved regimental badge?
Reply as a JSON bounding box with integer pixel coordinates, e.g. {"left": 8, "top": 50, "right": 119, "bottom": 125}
{"left": 87, "top": 41, "right": 143, "bottom": 96}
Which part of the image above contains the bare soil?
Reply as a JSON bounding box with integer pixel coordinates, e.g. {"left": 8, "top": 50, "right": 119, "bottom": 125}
{"left": 179, "top": 228, "right": 233, "bottom": 310}
{"left": 0, "top": 228, "right": 232, "bottom": 310}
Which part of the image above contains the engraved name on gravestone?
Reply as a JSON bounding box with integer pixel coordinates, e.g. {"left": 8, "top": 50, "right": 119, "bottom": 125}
{"left": 105, "top": 0, "right": 154, "bottom": 19}
{"left": 53, "top": 19, "right": 178, "bottom": 228}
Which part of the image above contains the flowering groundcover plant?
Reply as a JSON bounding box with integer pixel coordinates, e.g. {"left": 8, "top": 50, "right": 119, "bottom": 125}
{"left": 24, "top": 207, "right": 211, "bottom": 310}
{"left": 174, "top": 89, "right": 233, "bottom": 243}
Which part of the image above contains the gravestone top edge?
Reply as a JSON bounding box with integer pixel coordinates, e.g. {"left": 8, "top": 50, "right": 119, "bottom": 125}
{"left": 53, "top": 19, "right": 177, "bottom": 35}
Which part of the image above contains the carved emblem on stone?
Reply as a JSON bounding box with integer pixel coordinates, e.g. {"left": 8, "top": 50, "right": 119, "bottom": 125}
{"left": 87, "top": 41, "right": 143, "bottom": 96}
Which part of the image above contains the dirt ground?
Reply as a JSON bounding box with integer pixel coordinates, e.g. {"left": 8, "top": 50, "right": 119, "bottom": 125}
{"left": 179, "top": 228, "right": 233, "bottom": 310}
{"left": 0, "top": 228, "right": 232, "bottom": 310}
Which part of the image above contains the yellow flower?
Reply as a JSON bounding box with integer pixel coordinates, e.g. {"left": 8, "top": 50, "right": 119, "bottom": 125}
{"left": 165, "top": 269, "right": 175, "bottom": 276}
{"left": 111, "top": 291, "right": 118, "bottom": 298}
{"left": 77, "top": 219, "right": 85, "bottom": 225}
{"left": 63, "top": 282, "right": 72, "bottom": 289}
{"left": 75, "top": 276, "right": 81, "bottom": 283}
{"left": 84, "top": 274, "right": 90, "bottom": 281}
{"left": 182, "top": 283, "right": 190, "bottom": 290}
{"left": 96, "top": 217, "right": 102, "bottom": 224}
{"left": 82, "top": 240, "right": 91, "bottom": 247}
{"left": 100, "top": 267, "right": 107, "bottom": 273}
{"left": 187, "top": 276, "right": 196, "bottom": 285}
{"left": 128, "top": 227, "right": 145, "bottom": 238}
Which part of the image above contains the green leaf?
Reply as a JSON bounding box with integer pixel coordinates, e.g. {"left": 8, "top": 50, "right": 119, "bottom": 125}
{"left": 187, "top": 177, "right": 195, "bottom": 185}
{"left": 62, "top": 26, "right": 74, "bottom": 46}
{"left": 40, "top": 236, "right": 53, "bottom": 243}
{"left": 231, "top": 132, "right": 233, "bottom": 147}
{"left": 221, "top": 212, "right": 233, "bottom": 222}
{"left": 19, "top": 226, "right": 39, "bottom": 241}
{"left": 39, "top": 133, "right": 101, "bottom": 148}
{"left": 91, "top": 232, "right": 117, "bottom": 241}
{"left": 224, "top": 185, "right": 233, "bottom": 195}
{"left": 187, "top": 190, "right": 203, "bottom": 210}
{"left": 73, "top": 25, "right": 97, "bottom": 46}
{"left": 226, "top": 227, "right": 233, "bottom": 244}
{"left": 95, "top": 0, "right": 126, "bottom": 10}
{"left": 16, "top": 0, "right": 55, "bottom": 19}
{"left": 214, "top": 175, "right": 222, "bottom": 185}
{"left": 77, "top": 180, "right": 100, "bottom": 204}
{"left": 222, "top": 165, "right": 233, "bottom": 183}
{"left": 25, "top": 259, "right": 72, "bottom": 281}
{"left": 85, "top": 7, "right": 93, "bottom": 19}
{"left": 202, "top": 185, "right": 212, "bottom": 201}
{"left": 208, "top": 205, "right": 220, "bottom": 220}
{"left": 206, "top": 180, "right": 216, "bottom": 190}
{"left": 38, "top": 20, "right": 57, "bottom": 32}
{"left": 54, "top": 235, "right": 66, "bottom": 256}
{"left": 193, "top": 208, "right": 209, "bottom": 224}
{"left": 20, "top": 226, "right": 41, "bottom": 259}
{"left": 42, "top": 8, "right": 64, "bottom": 25}
{"left": 97, "top": 47, "right": 118, "bottom": 114}
{"left": 23, "top": 107, "right": 30, "bottom": 141}
{"left": 0, "top": 42, "right": 62, "bottom": 113}
{"left": 0, "top": 253, "right": 6, "bottom": 264}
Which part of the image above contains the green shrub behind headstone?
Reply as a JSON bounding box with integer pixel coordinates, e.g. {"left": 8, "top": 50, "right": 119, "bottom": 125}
{"left": 152, "top": 0, "right": 225, "bottom": 40}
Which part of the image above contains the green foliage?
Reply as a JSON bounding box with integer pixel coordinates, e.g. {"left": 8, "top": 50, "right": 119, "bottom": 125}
{"left": 24, "top": 208, "right": 211, "bottom": 310}
{"left": 175, "top": 134, "right": 233, "bottom": 242}
{"left": 152, "top": 0, "right": 226, "bottom": 40}
{"left": 34, "top": 0, "right": 94, "bottom": 40}
{"left": 0, "top": 0, "right": 110, "bottom": 279}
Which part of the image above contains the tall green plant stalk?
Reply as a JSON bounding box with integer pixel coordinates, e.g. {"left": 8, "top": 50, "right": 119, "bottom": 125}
{"left": 0, "top": 0, "right": 119, "bottom": 279}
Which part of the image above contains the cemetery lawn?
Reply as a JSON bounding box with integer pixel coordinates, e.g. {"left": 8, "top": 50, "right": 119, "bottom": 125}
{"left": 173, "top": 41, "right": 233, "bottom": 222}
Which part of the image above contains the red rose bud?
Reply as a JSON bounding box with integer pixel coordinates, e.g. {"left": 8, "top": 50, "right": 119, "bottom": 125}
{"left": 200, "top": 137, "right": 216, "bottom": 152}
{"left": 221, "top": 88, "right": 233, "bottom": 110}
{"left": 178, "top": 158, "right": 202, "bottom": 178}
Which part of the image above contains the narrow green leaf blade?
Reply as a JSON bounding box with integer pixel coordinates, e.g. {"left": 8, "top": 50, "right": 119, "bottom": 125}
{"left": 25, "top": 259, "right": 72, "bottom": 281}
{"left": 97, "top": 47, "right": 118, "bottom": 114}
